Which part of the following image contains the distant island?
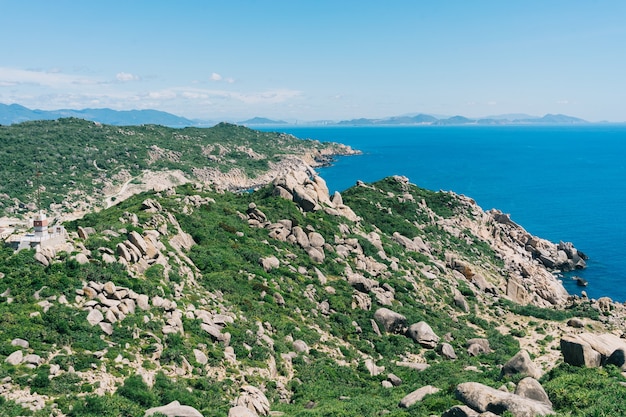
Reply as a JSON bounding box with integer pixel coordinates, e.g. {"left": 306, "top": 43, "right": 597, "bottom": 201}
{"left": 337, "top": 113, "right": 589, "bottom": 126}
{"left": 0, "top": 102, "right": 616, "bottom": 127}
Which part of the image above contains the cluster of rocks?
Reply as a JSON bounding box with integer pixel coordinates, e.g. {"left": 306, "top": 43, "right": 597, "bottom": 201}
{"left": 392, "top": 349, "right": 553, "bottom": 417}
{"left": 4, "top": 339, "right": 42, "bottom": 368}
{"left": 272, "top": 170, "right": 358, "bottom": 221}
{"left": 561, "top": 332, "right": 626, "bottom": 371}
{"left": 143, "top": 385, "right": 270, "bottom": 417}
{"left": 78, "top": 280, "right": 151, "bottom": 335}
{"left": 449, "top": 377, "right": 554, "bottom": 416}
{"left": 248, "top": 203, "right": 328, "bottom": 264}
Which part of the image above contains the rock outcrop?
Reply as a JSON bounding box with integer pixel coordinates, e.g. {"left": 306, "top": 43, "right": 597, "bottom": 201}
{"left": 455, "top": 381, "right": 554, "bottom": 416}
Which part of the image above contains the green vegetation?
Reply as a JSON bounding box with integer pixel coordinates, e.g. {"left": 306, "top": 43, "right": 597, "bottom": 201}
{"left": 0, "top": 120, "right": 621, "bottom": 416}
{"left": 0, "top": 118, "right": 347, "bottom": 216}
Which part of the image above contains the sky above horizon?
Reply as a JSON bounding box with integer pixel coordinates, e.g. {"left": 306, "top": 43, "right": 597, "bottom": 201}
{"left": 1, "top": 1, "right": 625, "bottom": 122}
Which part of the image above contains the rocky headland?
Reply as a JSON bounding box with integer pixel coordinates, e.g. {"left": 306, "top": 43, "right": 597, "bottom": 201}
{"left": 1, "top": 122, "right": 626, "bottom": 416}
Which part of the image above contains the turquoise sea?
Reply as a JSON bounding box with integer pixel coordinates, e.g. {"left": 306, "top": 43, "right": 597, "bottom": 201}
{"left": 260, "top": 125, "right": 626, "bottom": 302}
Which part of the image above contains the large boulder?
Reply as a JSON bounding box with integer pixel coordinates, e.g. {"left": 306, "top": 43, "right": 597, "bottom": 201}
{"left": 228, "top": 406, "right": 257, "bottom": 417}
{"left": 561, "top": 333, "right": 626, "bottom": 370}
{"left": 398, "top": 385, "right": 440, "bottom": 408}
{"left": 515, "top": 377, "right": 552, "bottom": 408}
{"left": 560, "top": 336, "right": 602, "bottom": 368}
{"left": 373, "top": 308, "right": 407, "bottom": 334}
{"left": 144, "top": 400, "right": 203, "bottom": 417}
{"left": 406, "top": 321, "right": 440, "bottom": 349}
{"left": 467, "top": 338, "right": 492, "bottom": 356}
{"left": 501, "top": 350, "right": 542, "bottom": 379}
{"left": 455, "top": 382, "right": 554, "bottom": 416}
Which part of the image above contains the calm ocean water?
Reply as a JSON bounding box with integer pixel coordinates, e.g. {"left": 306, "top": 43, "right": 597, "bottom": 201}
{"left": 260, "top": 125, "right": 626, "bottom": 302}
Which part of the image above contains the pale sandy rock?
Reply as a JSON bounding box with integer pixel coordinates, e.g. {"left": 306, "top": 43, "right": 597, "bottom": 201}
{"left": 291, "top": 226, "right": 309, "bottom": 248}
{"left": 228, "top": 405, "right": 257, "bottom": 417}
{"left": 105, "top": 309, "right": 118, "bottom": 324}
{"left": 87, "top": 309, "right": 104, "bottom": 326}
{"left": 260, "top": 256, "right": 280, "bottom": 272}
{"left": 407, "top": 321, "right": 440, "bottom": 349}
{"left": 308, "top": 231, "right": 325, "bottom": 248}
{"left": 515, "top": 377, "right": 552, "bottom": 408}
{"left": 5, "top": 350, "right": 23, "bottom": 365}
{"left": 388, "top": 373, "right": 402, "bottom": 386}
{"left": 99, "top": 322, "right": 113, "bottom": 335}
{"left": 374, "top": 308, "right": 407, "bottom": 333}
{"left": 23, "top": 354, "right": 42, "bottom": 365}
{"left": 116, "top": 242, "right": 132, "bottom": 262}
{"left": 103, "top": 281, "right": 116, "bottom": 296}
{"left": 235, "top": 385, "right": 270, "bottom": 416}
{"left": 501, "top": 350, "right": 542, "bottom": 379}
{"left": 75, "top": 253, "right": 90, "bottom": 265}
{"left": 144, "top": 400, "right": 203, "bottom": 417}
{"left": 293, "top": 340, "right": 309, "bottom": 354}
{"left": 83, "top": 286, "right": 98, "bottom": 300}
{"left": 438, "top": 342, "right": 458, "bottom": 360}
{"left": 193, "top": 349, "right": 208, "bottom": 365}
{"left": 467, "top": 338, "right": 492, "bottom": 356}
{"left": 11, "top": 338, "right": 29, "bottom": 349}
{"left": 137, "top": 294, "right": 150, "bottom": 311}
{"left": 455, "top": 382, "right": 554, "bottom": 416}
{"left": 305, "top": 246, "right": 325, "bottom": 263}
{"left": 34, "top": 252, "right": 49, "bottom": 266}
{"left": 365, "top": 358, "right": 385, "bottom": 376}
{"left": 399, "top": 385, "right": 440, "bottom": 408}
{"left": 127, "top": 232, "right": 146, "bottom": 256}
{"left": 395, "top": 362, "right": 430, "bottom": 371}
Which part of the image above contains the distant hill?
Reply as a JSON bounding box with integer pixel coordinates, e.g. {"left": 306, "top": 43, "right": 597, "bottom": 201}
{"left": 238, "top": 117, "right": 287, "bottom": 125}
{"left": 337, "top": 114, "right": 438, "bottom": 125}
{"left": 515, "top": 114, "right": 588, "bottom": 124}
{"left": 0, "top": 103, "right": 196, "bottom": 127}
{"left": 335, "top": 113, "right": 589, "bottom": 126}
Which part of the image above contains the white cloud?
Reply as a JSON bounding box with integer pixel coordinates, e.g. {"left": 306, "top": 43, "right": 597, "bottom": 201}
{"left": 210, "top": 73, "right": 235, "bottom": 83}
{"left": 116, "top": 72, "right": 140, "bottom": 82}
{"left": 557, "top": 99, "right": 570, "bottom": 104}
{"left": 0, "top": 67, "right": 95, "bottom": 87}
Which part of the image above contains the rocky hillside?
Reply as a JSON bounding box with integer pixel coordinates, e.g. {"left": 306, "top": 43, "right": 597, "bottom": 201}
{"left": 0, "top": 118, "right": 356, "bottom": 219}
{"left": 1, "top": 167, "right": 626, "bottom": 416}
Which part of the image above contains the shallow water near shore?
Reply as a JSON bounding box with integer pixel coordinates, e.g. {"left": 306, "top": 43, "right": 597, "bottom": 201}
{"left": 260, "top": 125, "right": 626, "bottom": 302}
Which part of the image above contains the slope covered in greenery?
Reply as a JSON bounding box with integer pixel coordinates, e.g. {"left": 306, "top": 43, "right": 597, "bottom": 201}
{"left": 1, "top": 172, "right": 624, "bottom": 416}
{"left": 0, "top": 118, "right": 351, "bottom": 217}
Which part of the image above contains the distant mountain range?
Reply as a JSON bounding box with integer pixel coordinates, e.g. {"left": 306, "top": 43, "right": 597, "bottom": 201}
{"left": 0, "top": 103, "right": 610, "bottom": 127}
{"left": 337, "top": 113, "right": 590, "bottom": 126}
{"left": 0, "top": 103, "right": 196, "bottom": 127}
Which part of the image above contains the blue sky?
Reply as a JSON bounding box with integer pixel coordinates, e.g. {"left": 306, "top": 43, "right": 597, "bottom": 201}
{"left": 1, "top": 1, "right": 625, "bottom": 121}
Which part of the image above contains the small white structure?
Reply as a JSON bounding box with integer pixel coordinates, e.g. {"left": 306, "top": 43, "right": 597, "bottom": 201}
{"left": 7, "top": 211, "right": 67, "bottom": 251}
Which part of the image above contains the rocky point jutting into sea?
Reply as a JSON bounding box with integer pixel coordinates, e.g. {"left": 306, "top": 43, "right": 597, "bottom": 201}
{"left": 2, "top": 123, "right": 626, "bottom": 416}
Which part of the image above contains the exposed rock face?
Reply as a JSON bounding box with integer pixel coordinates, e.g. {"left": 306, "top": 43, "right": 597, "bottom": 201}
{"left": 406, "top": 321, "right": 440, "bottom": 349}
{"left": 144, "top": 400, "right": 203, "bottom": 417}
{"left": 501, "top": 350, "right": 542, "bottom": 379}
{"left": 272, "top": 171, "right": 358, "bottom": 221}
{"left": 234, "top": 385, "right": 270, "bottom": 416}
{"left": 467, "top": 338, "right": 492, "bottom": 356}
{"left": 398, "top": 385, "right": 440, "bottom": 408}
{"left": 455, "top": 382, "right": 554, "bottom": 416}
{"left": 515, "top": 377, "right": 552, "bottom": 408}
{"left": 561, "top": 333, "right": 626, "bottom": 370}
{"left": 374, "top": 308, "right": 407, "bottom": 334}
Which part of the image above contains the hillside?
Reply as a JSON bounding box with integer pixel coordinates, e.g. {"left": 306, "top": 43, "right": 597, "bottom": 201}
{"left": 1, "top": 166, "right": 626, "bottom": 416}
{"left": 0, "top": 118, "right": 356, "bottom": 220}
